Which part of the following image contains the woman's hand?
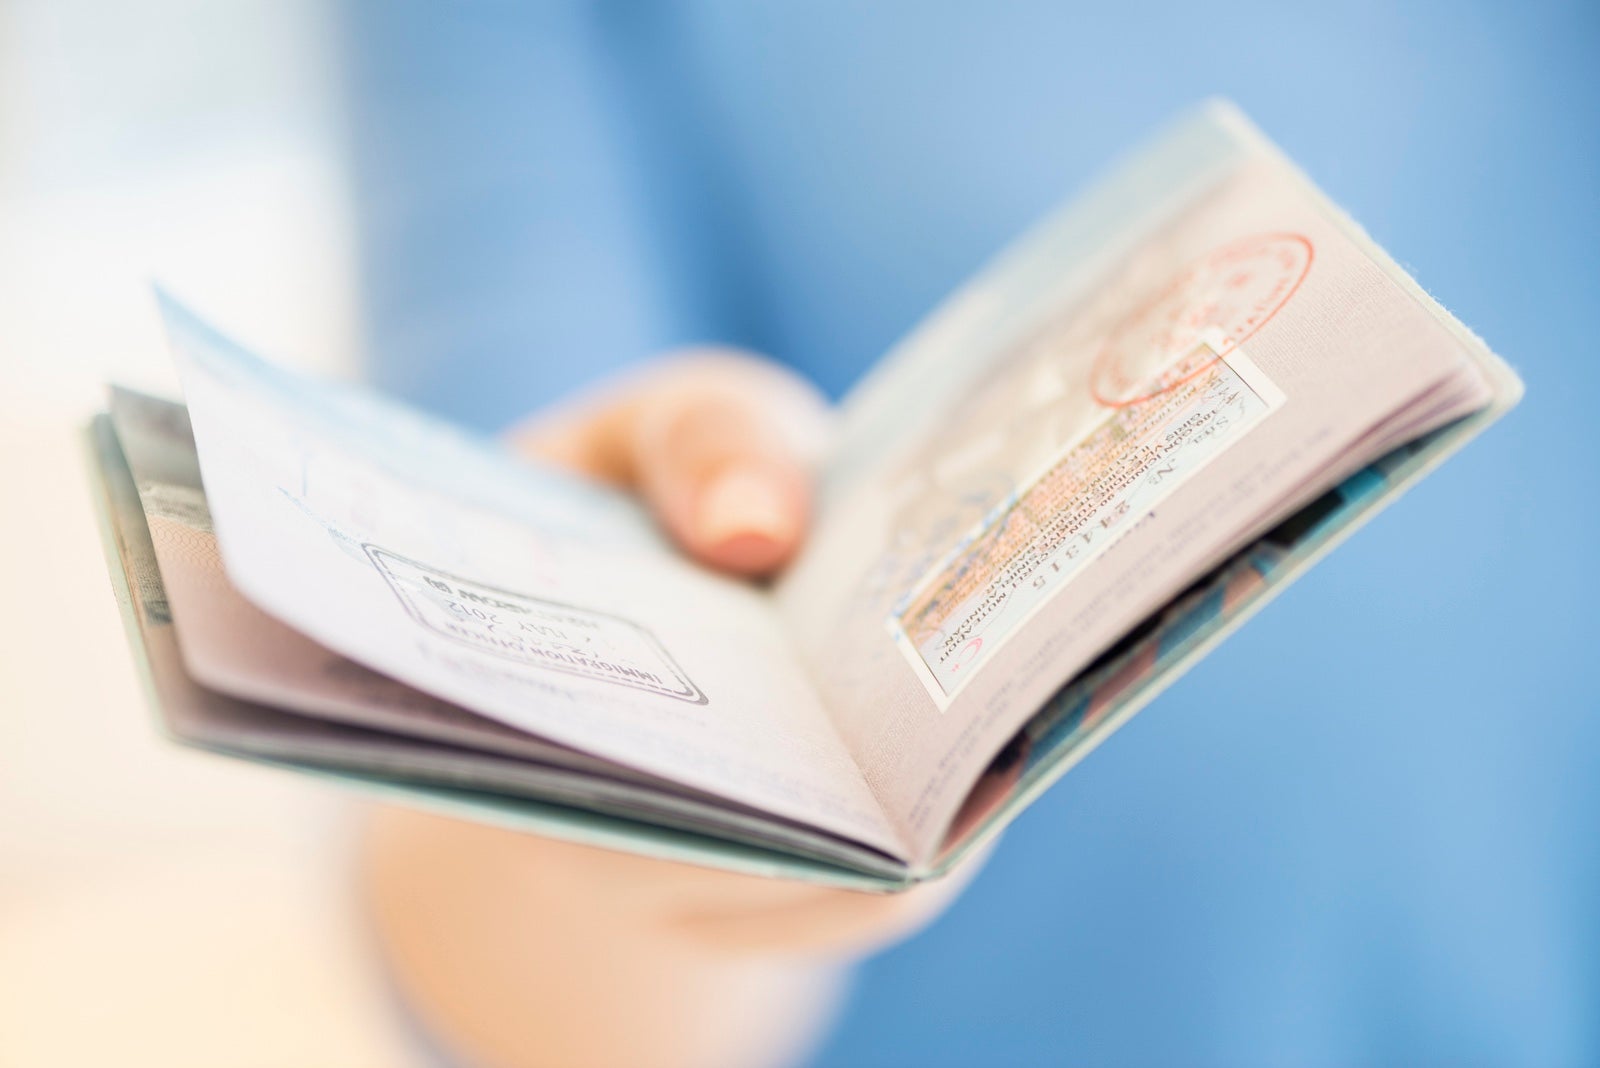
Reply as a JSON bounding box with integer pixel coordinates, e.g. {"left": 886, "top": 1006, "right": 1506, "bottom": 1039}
{"left": 508, "top": 348, "right": 829, "bottom": 577}
{"left": 362, "top": 349, "right": 976, "bottom": 1068}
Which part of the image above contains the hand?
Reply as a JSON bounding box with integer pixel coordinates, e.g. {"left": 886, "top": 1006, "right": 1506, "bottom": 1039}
{"left": 507, "top": 348, "right": 830, "bottom": 577}
{"left": 362, "top": 349, "right": 977, "bottom": 1068}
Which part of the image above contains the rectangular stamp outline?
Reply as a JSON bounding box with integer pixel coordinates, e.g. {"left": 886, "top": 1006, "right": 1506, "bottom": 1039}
{"left": 364, "top": 544, "right": 707, "bottom": 705}
{"left": 888, "top": 336, "right": 1284, "bottom": 710}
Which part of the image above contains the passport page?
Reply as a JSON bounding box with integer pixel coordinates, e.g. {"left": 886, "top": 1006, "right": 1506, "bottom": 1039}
{"left": 159, "top": 296, "right": 905, "bottom": 860}
{"left": 778, "top": 101, "right": 1513, "bottom": 865}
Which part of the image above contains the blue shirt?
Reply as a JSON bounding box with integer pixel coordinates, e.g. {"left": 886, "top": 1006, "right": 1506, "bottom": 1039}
{"left": 339, "top": 3, "right": 1600, "bottom": 1063}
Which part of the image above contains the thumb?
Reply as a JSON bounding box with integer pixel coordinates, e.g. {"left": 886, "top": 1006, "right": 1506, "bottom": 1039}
{"left": 509, "top": 349, "right": 831, "bottom": 578}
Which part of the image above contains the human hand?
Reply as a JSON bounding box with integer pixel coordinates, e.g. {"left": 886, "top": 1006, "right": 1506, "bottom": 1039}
{"left": 506, "top": 348, "right": 829, "bottom": 577}
{"left": 362, "top": 349, "right": 978, "bottom": 1068}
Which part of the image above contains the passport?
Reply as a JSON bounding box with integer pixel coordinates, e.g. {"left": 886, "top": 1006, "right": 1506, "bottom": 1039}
{"left": 87, "top": 101, "right": 1520, "bottom": 890}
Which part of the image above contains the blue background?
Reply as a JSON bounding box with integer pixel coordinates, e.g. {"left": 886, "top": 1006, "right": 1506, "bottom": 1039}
{"left": 337, "top": 2, "right": 1598, "bottom": 1063}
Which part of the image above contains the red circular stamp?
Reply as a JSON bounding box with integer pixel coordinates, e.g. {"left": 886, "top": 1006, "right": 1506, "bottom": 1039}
{"left": 1089, "top": 232, "right": 1314, "bottom": 408}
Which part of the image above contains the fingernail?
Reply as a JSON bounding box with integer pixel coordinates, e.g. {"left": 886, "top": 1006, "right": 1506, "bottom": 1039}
{"left": 694, "top": 466, "right": 794, "bottom": 548}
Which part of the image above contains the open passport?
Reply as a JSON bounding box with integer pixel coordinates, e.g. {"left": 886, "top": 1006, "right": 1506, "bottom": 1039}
{"left": 88, "top": 102, "right": 1520, "bottom": 891}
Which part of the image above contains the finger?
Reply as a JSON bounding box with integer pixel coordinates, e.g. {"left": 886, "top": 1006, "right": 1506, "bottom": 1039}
{"left": 511, "top": 350, "right": 830, "bottom": 578}
{"left": 629, "top": 366, "right": 811, "bottom": 577}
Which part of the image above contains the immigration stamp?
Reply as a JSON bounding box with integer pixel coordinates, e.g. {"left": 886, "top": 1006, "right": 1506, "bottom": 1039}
{"left": 366, "top": 546, "right": 707, "bottom": 704}
{"left": 1090, "top": 232, "right": 1313, "bottom": 408}
{"left": 889, "top": 335, "right": 1284, "bottom": 708}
